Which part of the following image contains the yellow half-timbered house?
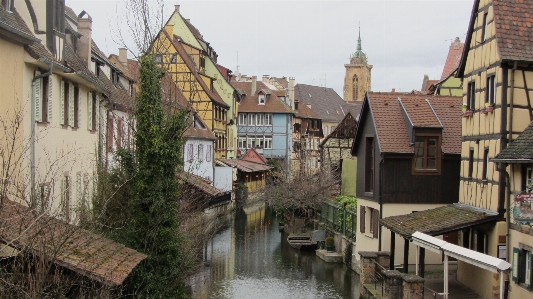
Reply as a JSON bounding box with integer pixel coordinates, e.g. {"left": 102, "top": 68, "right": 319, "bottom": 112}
{"left": 455, "top": 0, "right": 533, "bottom": 298}
{"left": 151, "top": 25, "right": 230, "bottom": 159}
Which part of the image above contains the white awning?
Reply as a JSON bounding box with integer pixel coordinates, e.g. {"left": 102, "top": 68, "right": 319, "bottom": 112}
{"left": 412, "top": 231, "right": 511, "bottom": 273}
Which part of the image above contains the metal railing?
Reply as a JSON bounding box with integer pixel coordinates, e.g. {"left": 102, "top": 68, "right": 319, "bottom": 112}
{"left": 423, "top": 285, "right": 445, "bottom": 299}
{"left": 318, "top": 200, "right": 357, "bottom": 240}
{"left": 372, "top": 260, "right": 385, "bottom": 296}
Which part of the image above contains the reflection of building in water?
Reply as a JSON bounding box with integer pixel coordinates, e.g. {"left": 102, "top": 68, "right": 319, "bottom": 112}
{"left": 209, "top": 215, "right": 236, "bottom": 283}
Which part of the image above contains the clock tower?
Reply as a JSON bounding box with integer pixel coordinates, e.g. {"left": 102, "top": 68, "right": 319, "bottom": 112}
{"left": 344, "top": 27, "right": 372, "bottom": 101}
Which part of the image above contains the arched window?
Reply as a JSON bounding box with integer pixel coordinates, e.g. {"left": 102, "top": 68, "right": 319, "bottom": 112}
{"left": 353, "top": 76, "right": 358, "bottom": 101}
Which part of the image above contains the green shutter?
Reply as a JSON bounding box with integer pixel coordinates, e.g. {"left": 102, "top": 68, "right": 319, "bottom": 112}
{"left": 68, "top": 83, "right": 74, "bottom": 127}
{"left": 513, "top": 247, "right": 520, "bottom": 282}
{"left": 87, "top": 92, "right": 93, "bottom": 130}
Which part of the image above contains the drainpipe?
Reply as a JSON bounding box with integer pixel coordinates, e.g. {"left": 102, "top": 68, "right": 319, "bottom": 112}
{"left": 31, "top": 63, "right": 53, "bottom": 207}
{"left": 378, "top": 154, "right": 384, "bottom": 251}
{"left": 508, "top": 62, "right": 517, "bottom": 144}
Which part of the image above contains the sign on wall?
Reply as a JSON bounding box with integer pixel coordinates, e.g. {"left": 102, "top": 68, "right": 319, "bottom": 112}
{"left": 513, "top": 193, "right": 533, "bottom": 224}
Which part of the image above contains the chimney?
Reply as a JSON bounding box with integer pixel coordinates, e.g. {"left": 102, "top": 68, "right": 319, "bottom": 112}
{"left": 251, "top": 76, "right": 257, "bottom": 95}
{"left": 175, "top": 5, "right": 180, "bottom": 13}
{"left": 262, "top": 75, "right": 269, "bottom": 83}
{"left": 289, "top": 77, "right": 295, "bottom": 109}
{"left": 77, "top": 13, "right": 93, "bottom": 70}
{"left": 118, "top": 48, "right": 128, "bottom": 70}
{"left": 392, "top": 88, "right": 396, "bottom": 93}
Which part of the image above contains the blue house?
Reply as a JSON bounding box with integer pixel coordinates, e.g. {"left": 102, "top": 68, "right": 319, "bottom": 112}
{"left": 231, "top": 77, "right": 294, "bottom": 170}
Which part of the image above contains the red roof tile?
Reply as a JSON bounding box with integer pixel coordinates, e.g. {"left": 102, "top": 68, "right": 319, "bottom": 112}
{"left": 183, "top": 113, "right": 216, "bottom": 140}
{"left": 218, "top": 159, "right": 272, "bottom": 173}
{"left": 441, "top": 39, "right": 464, "bottom": 80}
{"left": 365, "top": 92, "right": 462, "bottom": 154}
{"left": 231, "top": 81, "right": 293, "bottom": 114}
{"left": 493, "top": 0, "right": 533, "bottom": 62}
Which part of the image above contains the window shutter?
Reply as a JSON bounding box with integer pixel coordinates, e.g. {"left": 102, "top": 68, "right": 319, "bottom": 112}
{"left": 360, "top": 205, "right": 365, "bottom": 233}
{"left": 372, "top": 209, "right": 379, "bottom": 238}
{"left": 48, "top": 75, "right": 53, "bottom": 122}
{"left": 60, "top": 81, "right": 65, "bottom": 125}
{"left": 95, "top": 94, "right": 99, "bottom": 129}
{"left": 512, "top": 247, "right": 520, "bottom": 282}
{"left": 60, "top": 178, "right": 66, "bottom": 219}
{"left": 68, "top": 83, "right": 74, "bottom": 127}
{"left": 83, "top": 174, "right": 90, "bottom": 204}
{"left": 107, "top": 114, "right": 114, "bottom": 152}
{"left": 67, "top": 175, "right": 71, "bottom": 222}
{"left": 35, "top": 71, "right": 42, "bottom": 122}
{"left": 87, "top": 92, "right": 93, "bottom": 130}
{"left": 77, "top": 89, "right": 81, "bottom": 128}
{"left": 76, "top": 173, "right": 82, "bottom": 205}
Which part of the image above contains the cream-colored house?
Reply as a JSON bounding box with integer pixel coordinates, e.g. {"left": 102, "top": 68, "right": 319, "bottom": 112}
{"left": 8, "top": 1, "right": 108, "bottom": 222}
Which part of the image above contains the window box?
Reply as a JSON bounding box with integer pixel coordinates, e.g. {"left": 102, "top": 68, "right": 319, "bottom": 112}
{"left": 463, "top": 110, "right": 473, "bottom": 117}
{"left": 486, "top": 106, "right": 494, "bottom": 113}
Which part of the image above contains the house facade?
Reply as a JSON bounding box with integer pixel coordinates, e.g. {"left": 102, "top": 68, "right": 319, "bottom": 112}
{"left": 161, "top": 5, "right": 239, "bottom": 159}
{"left": 232, "top": 77, "right": 294, "bottom": 170}
{"left": 351, "top": 92, "right": 462, "bottom": 270}
{"left": 454, "top": 0, "right": 533, "bottom": 297}
{"left": 292, "top": 101, "right": 323, "bottom": 176}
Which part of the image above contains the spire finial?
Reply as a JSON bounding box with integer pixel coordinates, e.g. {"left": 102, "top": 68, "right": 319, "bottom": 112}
{"left": 357, "top": 23, "right": 362, "bottom": 51}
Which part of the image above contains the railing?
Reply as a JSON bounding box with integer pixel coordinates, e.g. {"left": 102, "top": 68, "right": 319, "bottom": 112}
{"left": 372, "top": 260, "right": 385, "bottom": 296}
{"left": 318, "top": 200, "right": 357, "bottom": 240}
{"left": 423, "top": 285, "right": 445, "bottom": 299}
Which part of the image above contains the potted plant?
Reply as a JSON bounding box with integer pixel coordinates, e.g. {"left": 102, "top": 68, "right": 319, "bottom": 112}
{"left": 325, "top": 236, "right": 335, "bottom": 252}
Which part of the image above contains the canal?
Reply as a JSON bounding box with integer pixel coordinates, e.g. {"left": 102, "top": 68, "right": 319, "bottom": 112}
{"left": 187, "top": 205, "right": 360, "bottom": 299}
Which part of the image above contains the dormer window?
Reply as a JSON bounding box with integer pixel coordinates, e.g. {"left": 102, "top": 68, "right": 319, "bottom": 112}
{"left": 259, "top": 95, "right": 266, "bottom": 105}
{"left": 412, "top": 134, "right": 441, "bottom": 174}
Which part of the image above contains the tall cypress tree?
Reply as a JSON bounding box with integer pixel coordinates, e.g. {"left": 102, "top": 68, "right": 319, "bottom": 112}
{"left": 120, "top": 55, "right": 189, "bottom": 298}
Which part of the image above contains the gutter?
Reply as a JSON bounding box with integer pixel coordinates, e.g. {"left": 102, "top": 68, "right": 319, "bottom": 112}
{"left": 38, "top": 57, "right": 70, "bottom": 73}
{"left": 378, "top": 153, "right": 384, "bottom": 251}
{"left": 31, "top": 62, "right": 53, "bottom": 207}
{"left": 0, "top": 20, "right": 40, "bottom": 43}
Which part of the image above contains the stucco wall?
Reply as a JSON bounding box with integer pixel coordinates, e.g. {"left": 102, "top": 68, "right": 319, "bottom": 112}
{"left": 184, "top": 138, "right": 214, "bottom": 181}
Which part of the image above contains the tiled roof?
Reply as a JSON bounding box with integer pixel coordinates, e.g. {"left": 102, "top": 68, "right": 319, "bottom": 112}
{"left": 441, "top": 39, "right": 464, "bottom": 80}
{"left": 295, "top": 102, "right": 320, "bottom": 119}
{"left": 493, "top": 0, "right": 533, "bottom": 62}
{"left": 0, "top": 200, "right": 146, "bottom": 286}
{"left": 321, "top": 112, "right": 358, "bottom": 146}
{"left": 162, "top": 30, "right": 228, "bottom": 108}
{"left": 380, "top": 203, "right": 499, "bottom": 239}
{"left": 343, "top": 101, "right": 363, "bottom": 117}
{"left": 0, "top": 7, "right": 38, "bottom": 44}
{"left": 218, "top": 159, "right": 272, "bottom": 173}
{"left": 424, "top": 80, "right": 439, "bottom": 94}
{"left": 176, "top": 172, "right": 224, "bottom": 197}
{"left": 65, "top": 6, "right": 78, "bottom": 23}
{"left": 459, "top": 0, "right": 533, "bottom": 75}
{"left": 493, "top": 121, "right": 533, "bottom": 161}
{"left": 231, "top": 81, "right": 293, "bottom": 114}
{"left": 294, "top": 84, "right": 348, "bottom": 123}
{"left": 183, "top": 113, "right": 216, "bottom": 140}
{"left": 359, "top": 93, "right": 462, "bottom": 154}
{"left": 63, "top": 44, "right": 108, "bottom": 93}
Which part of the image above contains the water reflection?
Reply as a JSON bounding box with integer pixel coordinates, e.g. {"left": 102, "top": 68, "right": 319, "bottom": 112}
{"left": 187, "top": 206, "right": 359, "bottom": 299}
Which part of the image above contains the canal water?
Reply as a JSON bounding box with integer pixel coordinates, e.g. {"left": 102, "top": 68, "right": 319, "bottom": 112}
{"left": 187, "top": 206, "right": 360, "bottom": 299}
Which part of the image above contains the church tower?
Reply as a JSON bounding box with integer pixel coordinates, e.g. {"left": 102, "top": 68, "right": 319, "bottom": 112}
{"left": 344, "top": 27, "right": 372, "bottom": 101}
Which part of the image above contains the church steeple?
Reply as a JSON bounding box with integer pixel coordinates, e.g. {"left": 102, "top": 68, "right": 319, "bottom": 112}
{"left": 352, "top": 25, "right": 366, "bottom": 61}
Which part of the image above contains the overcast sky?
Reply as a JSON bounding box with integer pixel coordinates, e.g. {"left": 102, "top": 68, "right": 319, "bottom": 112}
{"left": 69, "top": 0, "right": 474, "bottom": 97}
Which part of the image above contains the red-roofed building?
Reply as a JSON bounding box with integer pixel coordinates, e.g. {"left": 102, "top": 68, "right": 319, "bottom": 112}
{"left": 350, "top": 92, "right": 462, "bottom": 273}
{"left": 292, "top": 101, "right": 324, "bottom": 176}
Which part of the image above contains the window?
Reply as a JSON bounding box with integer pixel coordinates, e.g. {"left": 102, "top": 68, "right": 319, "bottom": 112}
{"left": 522, "top": 165, "right": 533, "bottom": 192}
{"left": 35, "top": 72, "right": 52, "bottom": 123}
{"left": 474, "top": 230, "right": 487, "bottom": 254}
{"left": 206, "top": 145, "right": 212, "bottom": 162}
{"left": 88, "top": 92, "right": 97, "bottom": 131}
{"left": 294, "top": 123, "right": 300, "bottom": 133}
{"left": 61, "top": 81, "right": 69, "bottom": 125}
{"left": 73, "top": 86, "right": 79, "bottom": 127}
{"left": 468, "top": 148, "right": 474, "bottom": 178}
{"left": 38, "top": 182, "right": 51, "bottom": 212}
{"left": 2, "top": 0, "right": 13, "bottom": 11}
{"left": 239, "top": 113, "right": 247, "bottom": 125}
{"left": 259, "top": 95, "right": 266, "bottom": 105}
{"left": 247, "top": 114, "right": 254, "bottom": 126}
{"left": 331, "top": 126, "right": 336, "bottom": 132}
{"left": 246, "top": 138, "right": 252, "bottom": 149}
{"left": 264, "top": 138, "right": 272, "bottom": 149}
{"left": 467, "top": 81, "right": 476, "bottom": 111}
{"left": 106, "top": 114, "right": 114, "bottom": 152}
{"left": 513, "top": 245, "right": 533, "bottom": 290}
{"left": 257, "top": 114, "right": 264, "bottom": 126}
{"left": 353, "top": 75, "right": 358, "bottom": 101}
{"left": 117, "top": 118, "right": 124, "bottom": 149}
{"left": 198, "top": 144, "right": 203, "bottom": 162}
{"left": 481, "top": 12, "right": 488, "bottom": 42}
{"left": 365, "top": 137, "right": 374, "bottom": 192}
{"left": 323, "top": 126, "right": 328, "bottom": 136}
{"left": 265, "top": 114, "right": 272, "bottom": 126}
{"left": 413, "top": 136, "right": 439, "bottom": 171}
{"left": 187, "top": 144, "right": 193, "bottom": 162}
{"left": 486, "top": 75, "right": 496, "bottom": 105}
{"left": 360, "top": 206, "right": 379, "bottom": 238}
{"left": 199, "top": 56, "right": 205, "bottom": 69}
{"left": 238, "top": 138, "right": 246, "bottom": 149}
{"left": 171, "top": 54, "right": 177, "bottom": 63}
{"left": 482, "top": 148, "right": 489, "bottom": 181}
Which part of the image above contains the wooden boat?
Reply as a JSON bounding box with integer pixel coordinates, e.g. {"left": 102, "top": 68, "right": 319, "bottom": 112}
{"left": 287, "top": 234, "right": 317, "bottom": 250}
